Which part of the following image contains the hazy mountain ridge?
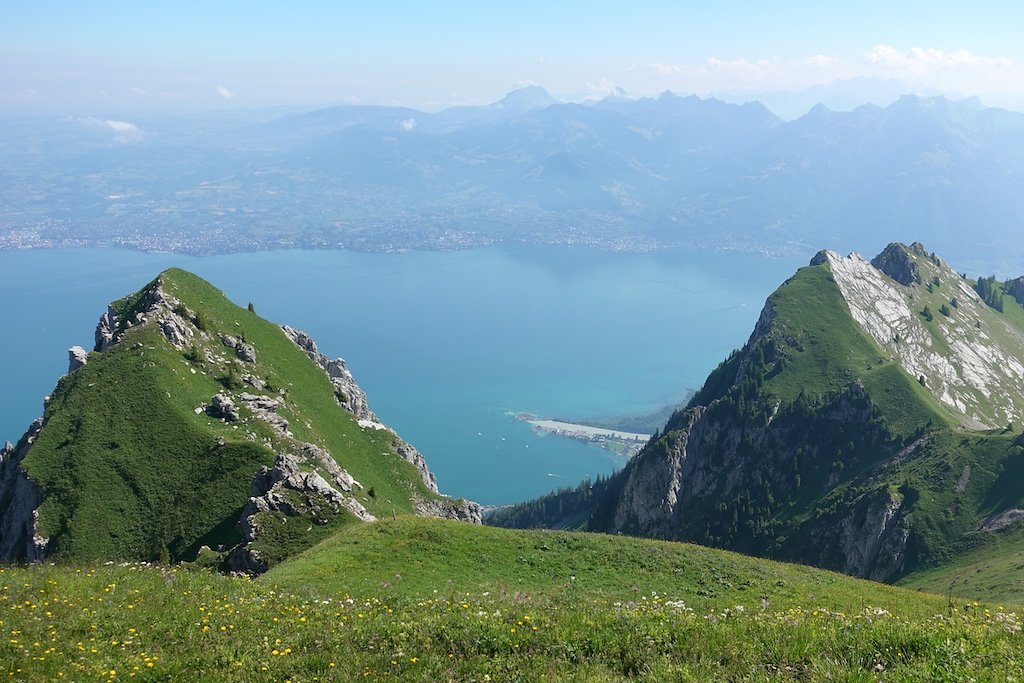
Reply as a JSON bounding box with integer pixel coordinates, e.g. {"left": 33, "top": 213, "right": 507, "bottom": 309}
{"left": 6, "top": 89, "right": 1024, "bottom": 270}
{"left": 491, "top": 242, "right": 1024, "bottom": 586}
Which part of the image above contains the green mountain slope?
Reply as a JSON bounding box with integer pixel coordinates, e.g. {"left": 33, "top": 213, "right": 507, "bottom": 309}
{"left": 491, "top": 243, "right": 1024, "bottom": 595}
{"left": 5, "top": 517, "right": 1024, "bottom": 681}
{"left": 0, "top": 269, "right": 477, "bottom": 571}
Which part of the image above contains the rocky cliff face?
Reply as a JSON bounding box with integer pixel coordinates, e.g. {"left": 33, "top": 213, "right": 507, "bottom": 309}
{"left": 819, "top": 246, "right": 1024, "bottom": 429}
{"left": 0, "top": 433, "right": 48, "bottom": 562}
{"left": 604, "top": 380, "right": 911, "bottom": 579}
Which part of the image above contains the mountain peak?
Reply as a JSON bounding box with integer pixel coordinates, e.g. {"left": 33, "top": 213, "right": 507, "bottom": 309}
{"left": 496, "top": 85, "right": 557, "bottom": 111}
{"left": 0, "top": 269, "right": 480, "bottom": 569}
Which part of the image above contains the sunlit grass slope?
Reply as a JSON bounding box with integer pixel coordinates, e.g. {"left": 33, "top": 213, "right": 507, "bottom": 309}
{"left": 2, "top": 517, "right": 1023, "bottom": 681}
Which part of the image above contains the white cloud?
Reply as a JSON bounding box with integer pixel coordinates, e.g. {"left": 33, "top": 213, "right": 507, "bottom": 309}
{"left": 104, "top": 120, "right": 138, "bottom": 133}
{"left": 645, "top": 55, "right": 853, "bottom": 94}
{"left": 215, "top": 85, "right": 235, "bottom": 99}
{"left": 641, "top": 46, "right": 1023, "bottom": 101}
{"left": 862, "top": 45, "right": 1020, "bottom": 97}
{"left": 400, "top": 117, "right": 417, "bottom": 131}
{"left": 129, "top": 87, "right": 147, "bottom": 95}
{"left": 865, "top": 45, "right": 1010, "bottom": 69}
{"left": 78, "top": 117, "right": 144, "bottom": 143}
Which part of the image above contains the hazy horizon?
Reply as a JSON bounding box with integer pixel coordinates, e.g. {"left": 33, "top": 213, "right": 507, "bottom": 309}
{"left": 4, "top": 1, "right": 1024, "bottom": 114}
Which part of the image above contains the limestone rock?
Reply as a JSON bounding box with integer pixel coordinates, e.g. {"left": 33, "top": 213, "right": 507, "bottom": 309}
{"left": 281, "top": 324, "right": 443, "bottom": 494}
{"left": 224, "top": 547, "right": 267, "bottom": 575}
{"left": 238, "top": 392, "right": 288, "bottom": 433}
{"left": 834, "top": 488, "right": 909, "bottom": 581}
{"left": 68, "top": 346, "right": 89, "bottom": 373}
{"left": 281, "top": 325, "right": 374, "bottom": 421}
{"left": 822, "top": 247, "right": 1024, "bottom": 429}
{"left": 236, "top": 343, "right": 256, "bottom": 363}
{"left": 207, "top": 393, "right": 240, "bottom": 422}
{"left": 241, "top": 374, "right": 266, "bottom": 390}
{"left": 220, "top": 334, "right": 256, "bottom": 362}
{"left": 1006, "top": 276, "right": 1024, "bottom": 306}
{"left": 982, "top": 508, "right": 1024, "bottom": 532}
{"left": 94, "top": 305, "right": 118, "bottom": 351}
{"left": 0, "top": 436, "right": 49, "bottom": 562}
{"left": 232, "top": 452, "right": 376, "bottom": 574}
{"left": 870, "top": 242, "right": 922, "bottom": 285}
{"left": 158, "top": 312, "right": 192, "bottom": 349}
{"left": 294, "top": 441, "right": 361, "bottom": 492}
{"left": 414, "top": 496, "right": 484, "bottom": 524}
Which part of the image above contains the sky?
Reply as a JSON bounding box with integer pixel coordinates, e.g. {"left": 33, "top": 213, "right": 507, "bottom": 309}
{"left": 3, "top": 1, "right": 1024, "bottom": 113}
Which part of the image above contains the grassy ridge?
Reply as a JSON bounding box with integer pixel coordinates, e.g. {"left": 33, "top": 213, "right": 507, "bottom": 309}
{"left": 159, "top": 269, "right": 437, "bottom": 519}
{"left": 269, "top": 517, "right": 948, "bottom": 613}
{"left": 762, "top": 264, "right": 955, "bottom": 437}
{"left": 4, "top": 518, "right": 1024, "bottom": 681}
{"left": 20, "top": 269, "right": 439, "bottom": 565}
{"left": 24, "top": 322, "right": 271, "bottom": 561}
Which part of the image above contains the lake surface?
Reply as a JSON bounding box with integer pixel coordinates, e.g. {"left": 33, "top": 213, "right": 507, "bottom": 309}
{"left": 0, "top": 246, "right": 805, "bottom": 504}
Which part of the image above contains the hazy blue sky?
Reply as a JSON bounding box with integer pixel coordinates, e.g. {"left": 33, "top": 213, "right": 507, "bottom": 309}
{"left": 3, "top": 1, "right": 1023, "bottom": 112}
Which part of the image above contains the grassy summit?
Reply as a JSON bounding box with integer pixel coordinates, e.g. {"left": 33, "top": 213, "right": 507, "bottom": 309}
{"left": 9, "top": 268, "right": 460, "bottom": 568}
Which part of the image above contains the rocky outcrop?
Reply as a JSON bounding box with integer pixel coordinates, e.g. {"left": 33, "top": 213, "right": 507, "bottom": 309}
{"left": 238, "top": 393, "right": 288, "bottom": 433}
{"left": 242, "top": 452, "right": 375, "bottom": 533}
{"left": 414, "top": 496, "right": 483, "bottom": 524}
{"left": 1006, "top": 277, "right": 1024, "bottom": 306}
{"left": 68, "top": 346, "right": 89, "bottom": 373}
{"left": 207, "top": 393, "right": 240, "bottom": 422}
{"left": 282, "top": 325, "right": 374, "bottom": 421}
{"left": 94, "top": 306, "right": 118, "bottom": 351}
{"left": 281, "top": 324, "right": 442, "bottom": 494}
{"left": 611, "top": 407, "right": 705, "bottom": 536}
{"left": 0, "top": 434, "right": 49, "bottom": 562}
{"left": 294, "top": 441, "right": 362, "bottom": 492}
{"left": 982, "top": 508, "right": 1024, "bottom": 532}
{"left": 228, "top": 452, "right": 376, "bottom": 574}
{"left": 221, "top": 335, "right": 256, "bottom": 363}
{"left": 833, "top": 488, "right": 909, "bottom": 581}
{"left": 91, "top": 279, "right": 202, "bottom": 352}
{"left": 158, "top": 312, "right": 193, "bottom": 350}
{"left": 602, "top": 377, "right": 909, "bottom": 579}
{"left": 870, "top": 242, "right": 922, "bottom": 285}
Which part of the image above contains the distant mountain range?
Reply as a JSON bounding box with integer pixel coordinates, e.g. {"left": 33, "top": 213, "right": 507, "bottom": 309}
{"left": 4, "top": 87, "right": 1024, "bottom": 272}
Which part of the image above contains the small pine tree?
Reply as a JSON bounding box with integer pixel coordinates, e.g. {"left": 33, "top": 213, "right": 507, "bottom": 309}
{"left": 939, "top": 303, "right": 951, "bottom": 317}
{"left": 921, "top": 305, "right": 933, "bottom": 321}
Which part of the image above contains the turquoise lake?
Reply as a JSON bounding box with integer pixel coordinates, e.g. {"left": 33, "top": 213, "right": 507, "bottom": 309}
{"left": 0, "top": 246, "right": 805, "bottom": 504}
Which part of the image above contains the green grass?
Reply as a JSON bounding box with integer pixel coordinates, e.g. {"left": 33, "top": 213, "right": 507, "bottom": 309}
{"left": 901, "top": 525, "right": 1024, "bottom": 605}
{"left": 20, "top": 269, "right": 441, "bottom": 566}
{"left": 762, "top": 264, "right": 954, "bottom": 438}
{"left": 159, "top": 269, "right": 436, "bottom": 518}
{"left": 268, "top": 517, "right": 951, "bottom": 612}
{"left": 4, "top": 517, "right": 1024, "bottom": 681}
{"left": 24, "top": 323, "right": 271, "bottom": 562}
